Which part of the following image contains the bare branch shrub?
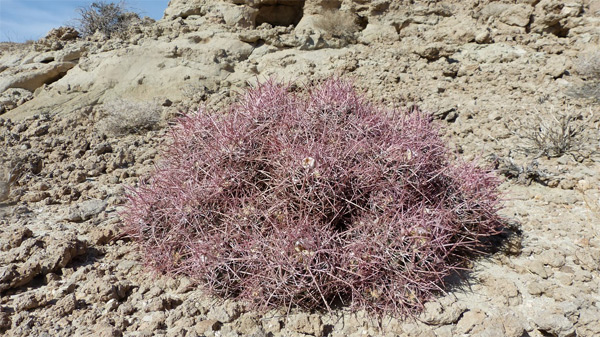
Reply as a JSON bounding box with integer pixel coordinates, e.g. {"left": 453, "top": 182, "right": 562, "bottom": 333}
{"left": 313, "top": 10, "right": 360, "bottom": 38}
{"left": 97, "top": 98, "right": 161, "bottom": 136}
{"left": 122, "top": 79, "right": 505, "bottom": 315}
{"left": 508, "top": 106, "right": 591, "bottom": 158}
{"left": 74, "top": 1, "right": 140, "bottom": 38}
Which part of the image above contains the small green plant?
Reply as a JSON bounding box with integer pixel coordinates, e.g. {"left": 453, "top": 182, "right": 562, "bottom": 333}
{"left": 96, "top": 98, "right": 162, "bottom": 136}
{"left": 74, "top": 1, "right": 140, "bottom": 37}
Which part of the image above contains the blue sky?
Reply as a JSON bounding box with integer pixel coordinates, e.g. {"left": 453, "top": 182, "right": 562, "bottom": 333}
{"left": 0, "top": 0, "right": 169, "bottom": 42}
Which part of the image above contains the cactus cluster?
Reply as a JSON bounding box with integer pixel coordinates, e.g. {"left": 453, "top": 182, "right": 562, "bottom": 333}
{"left": 122, "top": 79, "right": 504, "bottom": 314}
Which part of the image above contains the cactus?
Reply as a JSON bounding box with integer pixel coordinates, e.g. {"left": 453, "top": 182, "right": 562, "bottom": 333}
{"left": 122, "top": 78, "right": 504, "bottom": 314}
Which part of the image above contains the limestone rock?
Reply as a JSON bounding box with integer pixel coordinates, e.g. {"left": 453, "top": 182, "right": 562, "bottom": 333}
{"left": 64, "top": 198, "right": 107, "bottom": 222}
{"left": 44, "top": 26, "right": 79, "bottom": 41}
{"left": 0, "top": 236, "right": 86, "bottom": 292}
{"left": 414, "top": 43, "right": 456, "bottom": 61}
{"left": 0, "top": 62, "right": 75, "bottom": 93}
{"left": 499, "top": 4, "right": 533, "bottom": 27}
{"left": 419, "top": 298, "right": 466, "bottom": 325}
{"left": 195, "top": 319, "right": 222, "bottom": 334}
{"left": 530, "top": 309, "right": 575, "bottom": 337}
{"left": 530, "top": 0, "right": 583, "bottom": 36}
{"left": 475, "top": 29, "right": 492, "bottom": 44}
{"left": 0, "top": 88, "right": 33, "bottom": 114}
{"left": 286, "top": 313, "right": 322, "bottom": 336}
{"left": 358, "top": 23, "right": 399, "bottom": 44}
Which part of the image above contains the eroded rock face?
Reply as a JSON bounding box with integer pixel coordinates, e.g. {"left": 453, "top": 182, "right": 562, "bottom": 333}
{"left": 0, "top": 62, "right": 75, "bottom": 93}
{"left": 0, "top": 234, "right": 87, "bottom": 292}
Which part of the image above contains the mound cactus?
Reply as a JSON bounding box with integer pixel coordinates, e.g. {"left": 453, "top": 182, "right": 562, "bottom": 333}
{"left": 122, "top": 79, "right": 504, "bottom": 314}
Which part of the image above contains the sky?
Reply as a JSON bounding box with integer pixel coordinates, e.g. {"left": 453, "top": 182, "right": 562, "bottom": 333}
{"left": 0, "top": 0, "right": 169, "bottom": 42}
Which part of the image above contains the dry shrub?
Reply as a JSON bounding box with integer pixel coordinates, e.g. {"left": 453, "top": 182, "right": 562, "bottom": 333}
{"left": 97, "top": 98, "right": 161, "bottom": 136}
{"left": 122, "top": 79, "right": 504, "bottom": 315}
{"left": 74, "top": 1, "right": 140, "bottom": 38}
{"left": 508, "top": 106, "right": 592, "bottom": 158}
{"left": 313, "top": 10, "right": 360, "bottom": 38}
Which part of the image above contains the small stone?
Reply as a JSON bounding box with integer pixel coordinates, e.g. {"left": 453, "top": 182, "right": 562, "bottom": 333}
{"left": 55, "top": 293, "right": 78, "bottom": 315}
{"left": 14, "top": 293, "right": 42, "bottom": 311}
{"left": 69, "top": 170, "right": 86, "bottom": 184}
{"left": 500, "top": 311, "right": 526, "bottom": 337}
{"left": 527, "top": 281, "right": 545, "bottom": 295}
{"left": 0, "top": 310, "right": 10, "bottom": 332}
{"left": 574, "top": 248, "right": 600, "bottom": 271}
{"left": 95, "top": 143, "right": 113, "bottom": 155}
{"left": 531, "top": 310, "right": 574, "bottom": 337}
{"left": 104, "top": 299, "right": 119, "bottom": 312}
{"left": 525, "top": 260, "right": 549, "bottom": 278}
{"left": 482, "top": 276, "right": 522, "bottom": 306}
{"left": 560, "top": 179, "right": 576, "bottom": 190}
{"left": 195, "top": 319, "right": 222, "bottom": 334}
{"left": 539, "top": 249, "right": 565, "bottom": 268}
{"left": 32, "top": 125, "right": 49, "bottom": 137}
{"left": 577, "top": 308, "right": 600, "bottom": 336}
{"left": 455, "top": 309, "right": 486, "bottom": 334}
{"left": 286, "top": 313, "right": 322, "bottom": 336}
{"left": 419, "top": 299, "right": 466, "bottom": 325}
{"left": 65, "top": 199, "right": 107, "bottom": 222}
{"left": 475, "top": 30, "right": 491, "bottom": 44}
{"left": 22, "top": 191, "right": 50, "bottom": 203}
{"left": 5, "top": 227, "right": 32, "bottom": 250}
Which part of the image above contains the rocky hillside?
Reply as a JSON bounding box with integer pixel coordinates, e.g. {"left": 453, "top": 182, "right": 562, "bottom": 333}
{"left": 1, "top": 0, "right": 600, "bottom": 336}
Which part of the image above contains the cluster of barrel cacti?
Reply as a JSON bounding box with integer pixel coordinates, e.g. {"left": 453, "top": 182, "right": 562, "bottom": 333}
{"left": 122, "top": 79, "right": 504, "bottom": 314}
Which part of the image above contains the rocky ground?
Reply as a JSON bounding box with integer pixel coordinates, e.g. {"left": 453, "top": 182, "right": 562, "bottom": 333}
{"left": 1, "top": 0, "right": 600, "bottom": 336}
